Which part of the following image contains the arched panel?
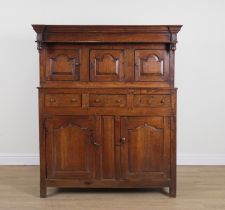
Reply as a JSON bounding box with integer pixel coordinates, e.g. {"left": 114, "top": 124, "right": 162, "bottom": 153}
{"left": 50, "top": 55, "right": 76, "bottom": 75}
{"left": 90, "top": 49, "right": 124, "bottom": 81}
{"left": 46, "top": 116, "right": 95, "bottom": 179}
{"left": 128, "top": 124, "right": 163, "bottom": 172}
{"left": 46, "top": 48, "right": 80, "bottom": 81}
{"left": 54, "top": 123, "right": 89, "bottom": 171}
{"left": 141, "top": 55, "right": 163, "bottom": 74}
{"left": 96, "top": 54, "right": 119, "bottom": 75}
{"left": 121, "top": 116, "right": 171, "bottom": 181}
{"left": 135, "top": 50, "right": 169, "bottom": 82}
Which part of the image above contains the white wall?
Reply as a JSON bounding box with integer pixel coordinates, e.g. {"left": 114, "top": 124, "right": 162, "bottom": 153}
{"left": 0, "top": 0, "right": 225, "bottom": 165}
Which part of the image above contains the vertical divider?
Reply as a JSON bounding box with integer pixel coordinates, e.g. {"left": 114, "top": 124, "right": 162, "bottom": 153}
{"left": 127, "top": 90, "right": 134, "bottom": 110}
{"left": 82, "top": 93, "right": 89, "bottom": 109}
{"left": 125, "top": 48, "right": 135, "bottom": 81}
{"left": 80, "top": 45, "right": 89, "bottom": 81}
{"left": 115, "top": 116, "right": 121, "bottom": 180}
{"left": 95, "top": 115, "right": 102, "bottom": 180}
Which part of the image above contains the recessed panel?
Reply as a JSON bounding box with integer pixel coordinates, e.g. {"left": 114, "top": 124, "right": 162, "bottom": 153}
{"left": 54, "top": 124, "right": 87, "bottom": 171}
{"left": 128, "top": 123, "right": 163, "bottom": 172}
{"left": 121, "top": 116, "right": 171, "bottom": 180}
{"left": 46, "top": 116, "right": 95, "bottom": 179}
{"left": 90, "top": 49, "right": 124, "bottom": 81}
{"left": 46, "top": 48, "right": 80, "bottom": 81}
{"left": 135, "top": 50, "right": 169, "bottom": 82}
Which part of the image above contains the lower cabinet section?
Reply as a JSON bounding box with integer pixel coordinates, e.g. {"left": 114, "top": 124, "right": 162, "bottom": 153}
{"left": 43, "top": 115, "right": 173, "bottom": 190}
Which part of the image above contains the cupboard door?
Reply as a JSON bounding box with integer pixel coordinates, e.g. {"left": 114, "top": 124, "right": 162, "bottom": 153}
{"left": 120, "top": 116, "right": 170, "bottom": 180}
{"left": 135, "top": 50, "right": 169, "bottom": 82}
{"left": 45, "top": 116, "right": 95, "bottom": 179}
{"left": 45, "top": 48, "right": 80, "bottom": 81}
{"left": 90, "top": 49, "right": 124, "bottom": 81}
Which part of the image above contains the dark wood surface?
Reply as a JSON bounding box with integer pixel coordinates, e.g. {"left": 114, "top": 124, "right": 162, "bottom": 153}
{"left": 33, "top": 25, "right": 182, "bottom": 198}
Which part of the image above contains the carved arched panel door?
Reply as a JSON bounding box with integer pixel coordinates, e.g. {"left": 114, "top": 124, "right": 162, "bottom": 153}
{"left": 90, "top": 49, "right": 124, "bottom": 81}
{"left": 120, "top": 116, "right": 171, "bottom": 180}
{"left": 45, "top": 48, "right": 80, "bottom": 81}
{"left": 45, "top": 116, "right": 95, "bottom": 179}
{"left": 135, "top": 50, "right": 169, "bottom": 82}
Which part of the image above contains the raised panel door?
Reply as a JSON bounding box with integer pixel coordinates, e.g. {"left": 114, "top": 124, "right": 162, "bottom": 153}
{"left": 120, "top": 116, "right": 171, "bottom": 180}
{"left": 135, "top": 50, "right": 169, "bottom": 82}
{"left": 45, "top": 48, "right": 80, "bottom": 81}
{"left": 90, "top": 49, "right": 124, "bottom": 81}
{"left": 45, "top": 116, "right": 95, "bottom": 179}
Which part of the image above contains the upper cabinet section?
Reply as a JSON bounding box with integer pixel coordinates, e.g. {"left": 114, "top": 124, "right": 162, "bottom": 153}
{"left": 33, "top": 25, "right": 182, "bottom": 87}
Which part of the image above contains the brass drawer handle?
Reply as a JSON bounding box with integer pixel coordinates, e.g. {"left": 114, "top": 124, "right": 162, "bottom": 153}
{"left": 160, "top": 99, "right": 165, "bottom": 104}
{"left": 115, "top": 99, "right": 121, "bottom": 103}
{"left": 71, "top": 98, "right": 77, "bottom": 102}
{"left": 95, "top": 98, "right": 101, "bottom": 103}
{"left": 50, "top": 98, "right": 56, "bottom": 103}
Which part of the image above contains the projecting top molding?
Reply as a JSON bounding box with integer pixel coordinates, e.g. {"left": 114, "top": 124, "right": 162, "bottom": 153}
{"left": 32, "top": 25, "right": 182, "bottom": 45}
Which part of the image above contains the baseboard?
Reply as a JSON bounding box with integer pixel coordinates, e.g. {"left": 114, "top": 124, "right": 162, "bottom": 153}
{"left": 177, "top": 154, "right": 225, "bottom": 165}
{"left": 0, "top": 153, "right": 39, "bottom": 165}
{"left": 0, "top": 153, "right": 225, "bottom": 165}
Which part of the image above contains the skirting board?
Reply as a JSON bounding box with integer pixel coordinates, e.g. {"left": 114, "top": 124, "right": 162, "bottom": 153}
{"left": 0, "top": 153, "right": 225, "bottom": 165}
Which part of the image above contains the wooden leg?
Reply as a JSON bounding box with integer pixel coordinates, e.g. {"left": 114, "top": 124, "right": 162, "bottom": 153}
{"left": 169, "top": 186, "right": 176, "bottom": 198}
{"left": 40, "top": 182, "right": 47, "bottom": 198}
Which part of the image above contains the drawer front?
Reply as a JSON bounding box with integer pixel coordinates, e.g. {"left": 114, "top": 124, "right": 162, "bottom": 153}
{"left": 134, "top": 95, "right": 171, "bottom": 108}
{"left": 45, "top": 94, "right": 81, "bottom": 107}
{"left": 89, "top": 94, "right": 126, "bottom": 107}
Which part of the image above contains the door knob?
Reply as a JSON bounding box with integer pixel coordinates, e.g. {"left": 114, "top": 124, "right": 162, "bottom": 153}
{"left": 121, "top": 137, "right": 126, "bottom": 143}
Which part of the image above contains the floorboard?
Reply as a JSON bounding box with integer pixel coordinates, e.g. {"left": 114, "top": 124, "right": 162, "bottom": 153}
{"left": 0, "top": 166, "right": 225, "bottom": 210}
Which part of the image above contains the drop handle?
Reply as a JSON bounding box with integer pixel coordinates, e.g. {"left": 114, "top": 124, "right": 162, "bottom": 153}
{"left": 160, "top": 99, "right": 165, "bottom": 104}
{"left": 93, "top": 142, "right": 101, "bottom": 147}
{"left": 90, "top": 131, "right": 101, "bottom": 147}
{"left": 121, "top": 137, "right": 126, "bottom": 144}
{"left": 50, "top": 98, "right": 56, "bottom": 103}
{"left": 115, "top": 99, "right": 121, "bottom": 103}
{"left": 71, "top": 98, "right": 77, "bottom": 102}
{"left": 95, "top": 98, "right": 101, "bottom": 103}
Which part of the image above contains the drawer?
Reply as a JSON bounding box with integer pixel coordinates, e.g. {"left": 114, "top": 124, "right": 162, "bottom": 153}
{"left": 134, "top": 95, "right": 171, "bottom": 107}
{"left": 45, "top": 94, "right": 81, "bottom": 107}
{"left": 89, "top": 94, "right": 126, "bottom": 107}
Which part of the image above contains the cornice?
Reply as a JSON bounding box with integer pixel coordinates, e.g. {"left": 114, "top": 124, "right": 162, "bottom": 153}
{"left": 32, "top": 25, "right": 182, "bottom": 50}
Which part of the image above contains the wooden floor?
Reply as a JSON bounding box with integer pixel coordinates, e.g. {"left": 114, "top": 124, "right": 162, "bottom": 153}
{"left": 0, "top": 166, "right": 225, "bottom": 210}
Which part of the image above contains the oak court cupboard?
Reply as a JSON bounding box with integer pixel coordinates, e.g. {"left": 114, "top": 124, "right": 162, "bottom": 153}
{"left": 32, "top": 25, "right": 182, "bottom": 198}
